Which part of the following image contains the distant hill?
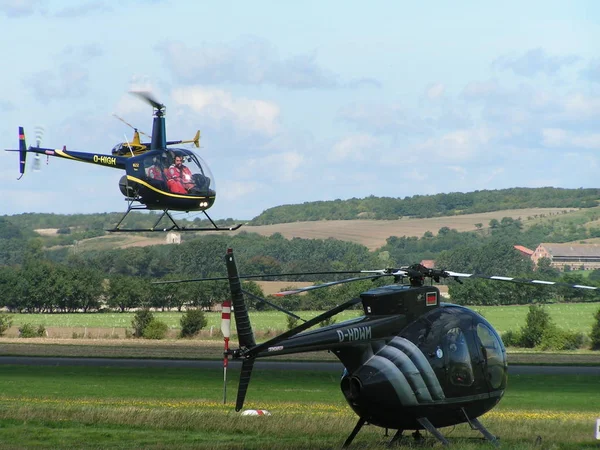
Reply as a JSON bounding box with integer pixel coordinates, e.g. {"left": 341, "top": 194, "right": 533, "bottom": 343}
{"left": 250, "top": 187, "right": 600, "bottom": 225}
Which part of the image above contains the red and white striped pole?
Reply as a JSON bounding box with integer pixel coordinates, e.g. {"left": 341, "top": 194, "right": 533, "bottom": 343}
{"left": 221, "top": 300, "right": 231, "bottom": 404}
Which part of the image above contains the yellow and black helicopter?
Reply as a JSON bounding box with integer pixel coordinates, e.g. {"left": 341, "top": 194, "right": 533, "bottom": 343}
{"left": 6, "top": 92, "right": 242, "bottom": 233}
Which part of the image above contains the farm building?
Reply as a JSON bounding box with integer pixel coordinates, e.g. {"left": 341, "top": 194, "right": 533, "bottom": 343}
{"left": 514, "top": 245, "right": 534, "bottom": 258}
{"left": 531, "top": 243, "right": 600, "bottom": 270}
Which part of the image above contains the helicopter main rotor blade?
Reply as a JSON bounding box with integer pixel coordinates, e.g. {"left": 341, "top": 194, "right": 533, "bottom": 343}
{"left": 274, "top": 274, "right": 389, "bottom": 297}
{"left": 244, "top": 297, "right": 362, "bottom": 358}
{"left": 152, "top": 270, "right": 365, "bottom": 284}
{"left": 445, "top": 271, "right": 600, "bottom": 291}
{"left": 241, "top": 289, "right": 306, "bottom": 322}
{"left": 112, "top": 114, "right": 151, "bottom": 138}
{"left": 130, "top": 91, "right": 164, "bottom": 111}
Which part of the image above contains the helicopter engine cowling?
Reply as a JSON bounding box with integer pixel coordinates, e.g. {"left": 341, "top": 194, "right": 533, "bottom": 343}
{"left": 119, "top": 175, "right": 138, "bottom": 198}
{"left": 341, "top": 336, "right": 446, "bottom": 429}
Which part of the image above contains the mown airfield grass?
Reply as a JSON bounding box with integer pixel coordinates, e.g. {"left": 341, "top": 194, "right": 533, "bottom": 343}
{"left": 6, "top": 302, "right": 600, "bottom": 336}
{"left": 0, "top": 365, "right": 598, "bottom": 449}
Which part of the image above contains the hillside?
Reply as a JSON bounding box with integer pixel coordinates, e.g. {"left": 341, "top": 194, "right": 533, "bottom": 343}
{"left": 251, "top": 187, "right": 600, "bottom": 224}
{"left": 39, "top": 207, "right": 574, "bottom": 252}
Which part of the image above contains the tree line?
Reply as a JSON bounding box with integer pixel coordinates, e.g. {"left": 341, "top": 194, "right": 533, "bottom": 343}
{"left": 251, "top": 187, "right": 600, "bottom": 224}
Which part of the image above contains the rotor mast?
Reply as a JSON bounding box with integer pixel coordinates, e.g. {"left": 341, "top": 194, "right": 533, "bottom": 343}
{"left": 130, "top": 91, "right": 167, "bottom": 151}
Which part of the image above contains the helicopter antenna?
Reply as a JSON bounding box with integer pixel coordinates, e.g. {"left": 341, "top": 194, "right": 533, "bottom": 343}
{"left": 123, "top": 134, "right": 134, "bottom": 157}
{"left": 221, "top": 300, "right": 231, "bottom": 404}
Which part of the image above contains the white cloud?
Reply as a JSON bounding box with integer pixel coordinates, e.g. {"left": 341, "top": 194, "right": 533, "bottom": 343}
{"left": 172, "top": 87, "right": 280, "bottom": 136}
{"left": 426, "top": 82, "right": 445, "bottom": 100}
{"left": 330, "top": 134, "right": 380, "bottom": 161}
{"left": 0, "top": 0, "right": 44, "bottom": 17}
{"left": 219, "top": 180, "right": 261, "bottom": 201}
{"left": 542, "top": 128, "right": 600, "bottom": 150}
{"left": 541, "top": 128, "right": 567, "bottom": 147}
{"left": 156, "top": 37, "right": 347, "bottom": 89}
{"left": 493, "top": 48, "right": 580, "bottom": 77}
{"left": 241, "top": 152, "right": 305, "bottom": 182}
{"left": 416, "top": 128, "right": 493, "bottom": 161}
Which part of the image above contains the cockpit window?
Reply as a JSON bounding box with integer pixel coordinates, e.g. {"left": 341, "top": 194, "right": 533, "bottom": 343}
{"left": 141, "top": 151, "right": 215, "bottom": 196}
{"left": 476, "top": 323, "right": 505, "bottom": 389}
{"left": 444, "top": 327, "right": 474, "bottom": 387}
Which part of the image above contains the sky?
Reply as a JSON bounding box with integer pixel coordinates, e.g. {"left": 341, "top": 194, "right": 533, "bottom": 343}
{"left": 1, "top": 0, "right": 599, "bottom": 221}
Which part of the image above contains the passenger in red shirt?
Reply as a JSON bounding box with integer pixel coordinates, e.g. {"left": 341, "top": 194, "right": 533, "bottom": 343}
{"left": 166, "top": 155, "right": 194, "bottom": 194}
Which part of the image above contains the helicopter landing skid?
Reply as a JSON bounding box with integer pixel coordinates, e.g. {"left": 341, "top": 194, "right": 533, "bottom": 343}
{"left": 342, "top": 417, "right": 366, "bottom": 448}
{"left": 107, "top": 207, "right": 243, "bottom": 233}
{"left": 416, "top": 417, "right": 449, "bottom": 446}
{"left": 464, "top": 415, "right": 499, "bottom": 447}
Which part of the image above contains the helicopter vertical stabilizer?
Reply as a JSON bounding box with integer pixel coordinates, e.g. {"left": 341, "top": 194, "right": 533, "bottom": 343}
{"left": 18, "top": 127, "right": 27, "bottom": 179}
{"left": 224, "top": 248, "right": 257, "bottom": 411}
{"left": 225, "top": 248, "right": 256, "bottom": 349}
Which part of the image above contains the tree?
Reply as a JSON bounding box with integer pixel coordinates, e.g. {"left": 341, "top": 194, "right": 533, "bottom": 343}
{"left": 180, "top": 309, "right": 208, "bottom": 338}
{"left": 520, "top": 305, "right": 553, "bottom": 348}
{"left": 132, "top": 309, "right": 154, "bottom": 338}
{"left": 107, "top": 276, "right": 148, "bottom": 312}
{"left": 590, "top": 308, "right": 600, "bottom": 350}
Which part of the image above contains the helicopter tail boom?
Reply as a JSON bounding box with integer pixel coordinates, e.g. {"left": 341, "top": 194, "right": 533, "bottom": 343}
{"left": 4, "top": 127, "right": 28, "bottom": 179}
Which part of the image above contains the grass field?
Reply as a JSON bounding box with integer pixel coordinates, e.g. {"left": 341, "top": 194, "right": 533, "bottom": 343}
{"left": 5, "top": 302, "right": 600, "bottom": 337}
{"left": 0, "top": 365, "right": 597, "bottom": 449}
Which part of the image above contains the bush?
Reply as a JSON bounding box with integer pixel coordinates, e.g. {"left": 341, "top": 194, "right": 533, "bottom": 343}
{"left": 319, "top": 317, "right": 337, "bottom": 328}
{"left": 179, "top": 309, "right": 208, "bottom": 338}
{"left": 500, "top": 329, "right": 522, "bottom": 347}
{"left": 519, "top": 305, "right": 553, "bottom": 348}
{"left": 590, "top": 308, "right": 600, "bottom": 350}
{"left": 143, "top": 320, "right": 169, "bottom": 340}
{"left": 539, "top": 329, "right": 588, "bottom": 350}
{"left": 286, "top": 315, "right": 299, "bottom": 330}
{"left": 0, "top": 313, "right": 13, "bottom": 336}
{"left": 19, "top": 323, "right": 45, "bottom": 338}
{"left": 132, "top": 308, "right": 154, "bottom": 338}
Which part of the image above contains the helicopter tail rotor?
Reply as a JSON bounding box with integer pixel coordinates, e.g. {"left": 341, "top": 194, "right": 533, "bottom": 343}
{"left": 32, "top": 126, "right": 44, "bottom": 172}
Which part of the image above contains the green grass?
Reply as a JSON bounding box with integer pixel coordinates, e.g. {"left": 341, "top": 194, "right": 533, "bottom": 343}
{"left": 472, "top": 302, "right": 600, "bottom": 334}
{"left": 0, "top": 366, "right": 598, "bottom": 449}
{"left": 7, "top": 303, "right": 600, "bottom": 336}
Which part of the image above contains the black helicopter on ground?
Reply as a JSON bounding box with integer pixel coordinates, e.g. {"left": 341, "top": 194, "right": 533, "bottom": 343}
{"left": 167, "top": 249, "right": 600, "bottom": 448}
{"left": 5, "top": 92, "right": 241, "bottom": 233}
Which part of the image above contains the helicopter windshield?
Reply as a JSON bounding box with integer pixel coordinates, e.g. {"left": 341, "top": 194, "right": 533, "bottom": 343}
{"left": 444, "top": 327, "right": 474, "bottom": 387}
{"left": 141, "top": 150, "right": 215, "bottom": 196}
{"left": 476, "top": 323, "right": 506, "bottom": 389}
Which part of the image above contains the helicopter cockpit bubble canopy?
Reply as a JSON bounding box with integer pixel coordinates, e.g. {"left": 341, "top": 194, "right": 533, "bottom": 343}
{"left": 138, "top": 148, "right": 216, "bottom": 197}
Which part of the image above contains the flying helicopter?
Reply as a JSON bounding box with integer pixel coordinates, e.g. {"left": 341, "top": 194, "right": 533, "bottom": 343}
{"left": 110, "top": 114, "right": 201, "bottom": 157}
{"left": 5, "top": 92, "right": 242, "bottom": 233}
{"left": 163, "top": 248, "right": 600, "bottom": 448}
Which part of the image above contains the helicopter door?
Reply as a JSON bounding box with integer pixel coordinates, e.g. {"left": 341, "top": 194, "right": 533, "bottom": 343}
{"left": 475, "top": 323, "right": 507, "bottom": 390}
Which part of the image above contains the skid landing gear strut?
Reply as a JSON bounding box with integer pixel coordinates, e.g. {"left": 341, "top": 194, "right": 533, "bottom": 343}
{"left": 107, "top": 206, "right": 243, "bottom": 232}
